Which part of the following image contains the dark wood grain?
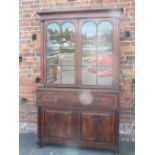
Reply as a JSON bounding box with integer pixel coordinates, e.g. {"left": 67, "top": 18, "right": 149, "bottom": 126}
{"left": 80, "top": 112, "right": 113, "bottom": 143}
{"left": 44, "top": 110, "right": 73, "bottom": 139}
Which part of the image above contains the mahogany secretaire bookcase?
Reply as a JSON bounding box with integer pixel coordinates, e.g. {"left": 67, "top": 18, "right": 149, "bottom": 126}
{"left": 37, "top": 8, "right": 123, "bottom": 154}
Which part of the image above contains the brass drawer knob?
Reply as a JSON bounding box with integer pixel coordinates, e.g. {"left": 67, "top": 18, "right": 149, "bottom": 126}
{"left": 94, "top": 98, "right": 101, "bottom": 104}
{"left": 52, "top": 96, "right": 60, "bottom": 103}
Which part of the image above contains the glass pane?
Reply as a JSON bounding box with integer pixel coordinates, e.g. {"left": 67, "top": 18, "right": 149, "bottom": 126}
{"left": 97, "top": 66, "right": 112, "bottom": 85}
{"left": 96, "top": 54, "right": 113, "bottom": 85}
{"left": 46, "top": 23, "right": 61, "bottom": 84}
{"left": 61, "top": 22, "right": 75, "bottom": 65}
{"left": 47, "top": 65, "right": 61, "bottom": 84}
{"left": 47, "top": 54, "right": 60, "bottom": 66}
{"left": 62, "top": 66, "right": 75, "bottom": 84}
{"left": 97, "top": 21, "right": 113, "bottom": 86}
{"left": 97, "top": 54, "right": 113, "bottom": 65}
{"left": 47, "top": 23, "right": 61, "bottom": 57}
{"left": 61, "top": 54, "right": 75, "bottom": 65}
{"left": 82, "top": 66, "right": 96, "bottom": 85}
{"left": 82, "top": 22, "right": 97, "bottom": 65}
{"left": 97, "top": 21, "right": 113, "bottom": 54}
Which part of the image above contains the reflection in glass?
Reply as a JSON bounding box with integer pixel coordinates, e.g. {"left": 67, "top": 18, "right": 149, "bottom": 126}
{"left": 61, "top": 53, "right": 75, "bottom": 65}
{"left": 62, "top": 22, "right": 75, "bottom": 48}
{"left": 97, "top": 76, "right": 112, "bottom": 85}
{"left": 82, "top": 22, "right": 97, "bottom": 66}
{"left": 62, "top": 66, "right": 75, "bottom": 84}
{"left": 46, "top": 22, "right": 76, "bottom": 85}
{"left": 47, "top": 23, "right": 61, "bottom": 56}
{"left": 82, "top": 54, "right": 96, "bottom": 65}
{"left": 97, "top": 22, "right": 113, "bottom": 54}
{"left": 47, "top": 54, "right": 60, "bottom": 66}
{"left": 96, "top": 64, "right": 112, "bottom": 85}
{"left": 47, "top": 65, "right": 61, "bottom": 84}
{"left": 46, "top": 23, "right": 61, "bottom": 84}
{"left": 97, "top": 22, "right": 113, "bottom": 85}
{"left": 62, "top": 22, "right": 75, "bottom": 38}
{"left": 81, "top": 21, "right": 114, "bottom": 86}
{"left": 82, "top": 22, "right": 96, "bottom": 40}
{"left": 81, "top": 22, "right": 97, "bottom": 85}
{"left": 61, "top": 22, "right": 75, "bottom": 65}
{"left": 96, "top": 54, "right": 113, "bottom": 65}
{"left": 82, "top": 66, "right": 96, "bottom": 85}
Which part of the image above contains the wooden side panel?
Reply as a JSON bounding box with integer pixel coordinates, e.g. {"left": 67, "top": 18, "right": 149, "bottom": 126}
{"left": 80, "top": 112, "right": 115, "bottom": 144}
{"left": 44, "top": 109, "right": 73, "bottom": 139}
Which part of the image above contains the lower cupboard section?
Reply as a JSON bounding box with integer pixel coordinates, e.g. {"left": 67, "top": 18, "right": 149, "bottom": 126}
{"left": 38, "top": 108, "right": 119, "bottom": 151}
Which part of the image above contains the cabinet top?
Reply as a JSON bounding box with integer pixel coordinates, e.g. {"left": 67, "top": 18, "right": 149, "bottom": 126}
{"left": 37, "top": 86, "right": 120, "bottom": 94}
{"left": 37, "top": 8, "right": 124, "bottom": 17}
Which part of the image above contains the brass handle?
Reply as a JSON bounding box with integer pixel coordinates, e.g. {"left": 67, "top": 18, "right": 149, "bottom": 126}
{"left": 52, "top": 96, "right": 59, "bottom": 103}
{"left": 94, "top": 98, "right": 100, "bottom": 104}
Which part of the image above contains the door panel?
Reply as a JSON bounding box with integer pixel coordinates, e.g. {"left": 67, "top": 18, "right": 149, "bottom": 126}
{"left": 44, "top": 109, "right": 73, "bottom": 140}
{"left": 80, "top": 111, "right": 115, "bottom": 144}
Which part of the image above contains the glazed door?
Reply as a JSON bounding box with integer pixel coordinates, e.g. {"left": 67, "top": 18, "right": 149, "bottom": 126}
{"left": 79, "top": 18, "right": 118, "bottom": 88}
{"left": 44, "top": 20, "right": 78, "bottom": 86}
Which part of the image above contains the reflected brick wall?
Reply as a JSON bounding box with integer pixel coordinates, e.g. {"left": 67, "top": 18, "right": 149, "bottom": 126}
{"left": 19, "top": 0, "right": 135, "bottom": 141}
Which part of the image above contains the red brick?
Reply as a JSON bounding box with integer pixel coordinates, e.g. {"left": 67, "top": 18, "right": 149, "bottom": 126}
{"left": 126, "top": 56, "right": 135, "bottom": 60}
{"left": 22, "top": 14, "right": 32, "bottom": 18}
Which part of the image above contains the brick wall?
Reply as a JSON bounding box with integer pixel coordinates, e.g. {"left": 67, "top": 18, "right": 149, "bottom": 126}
{"left": 19, "top": 0, "right": 135, "bottom": 141}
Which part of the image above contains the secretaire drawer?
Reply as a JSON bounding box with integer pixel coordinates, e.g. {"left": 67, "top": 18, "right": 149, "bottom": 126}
{"left": 37, "top": 91, "right": 79, "bottom": 106}
{"left": 37, "top": 89, "right": 118, "bottom": 109}
{"left": 79, "top": 91, "right": 118, "bottom": 109}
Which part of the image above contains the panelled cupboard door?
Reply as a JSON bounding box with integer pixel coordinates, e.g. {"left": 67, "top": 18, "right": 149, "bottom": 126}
{"left": 43, "top": 109, "right": 74, "bottom": 141}
{"left": 80, "top": 111, "right": 117, "bottom": 146}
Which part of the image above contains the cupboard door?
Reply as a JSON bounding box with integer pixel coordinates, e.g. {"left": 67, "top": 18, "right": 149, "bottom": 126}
{"left": 44, "top": 109, "right": 73, "bottom": 140}
{"left": 80, "top": 111, "right": 116, "bottom": 144}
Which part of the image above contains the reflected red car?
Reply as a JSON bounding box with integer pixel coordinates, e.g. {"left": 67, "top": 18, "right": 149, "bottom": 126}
{"left": 88, "top": 55, "right": 113, "bottom": 76}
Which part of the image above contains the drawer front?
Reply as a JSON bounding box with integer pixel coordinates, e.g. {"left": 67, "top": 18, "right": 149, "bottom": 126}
{"left": 79, "top": 91, "right": 117, "bottom": 109}
{"left": 38, "top": 91, "right": 79, "bottom": 107}
{"left": 37, "top": 90, "right": 118, "bottom": 109}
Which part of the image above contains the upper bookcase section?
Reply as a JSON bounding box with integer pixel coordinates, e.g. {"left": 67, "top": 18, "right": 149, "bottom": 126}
{"left": 37, "top": 8, "right": 123, "bottom": 90}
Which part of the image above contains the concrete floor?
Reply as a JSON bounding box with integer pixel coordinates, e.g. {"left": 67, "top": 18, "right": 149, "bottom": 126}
{"left": 19, "top": 134, "right": 134, "bottom": 155}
